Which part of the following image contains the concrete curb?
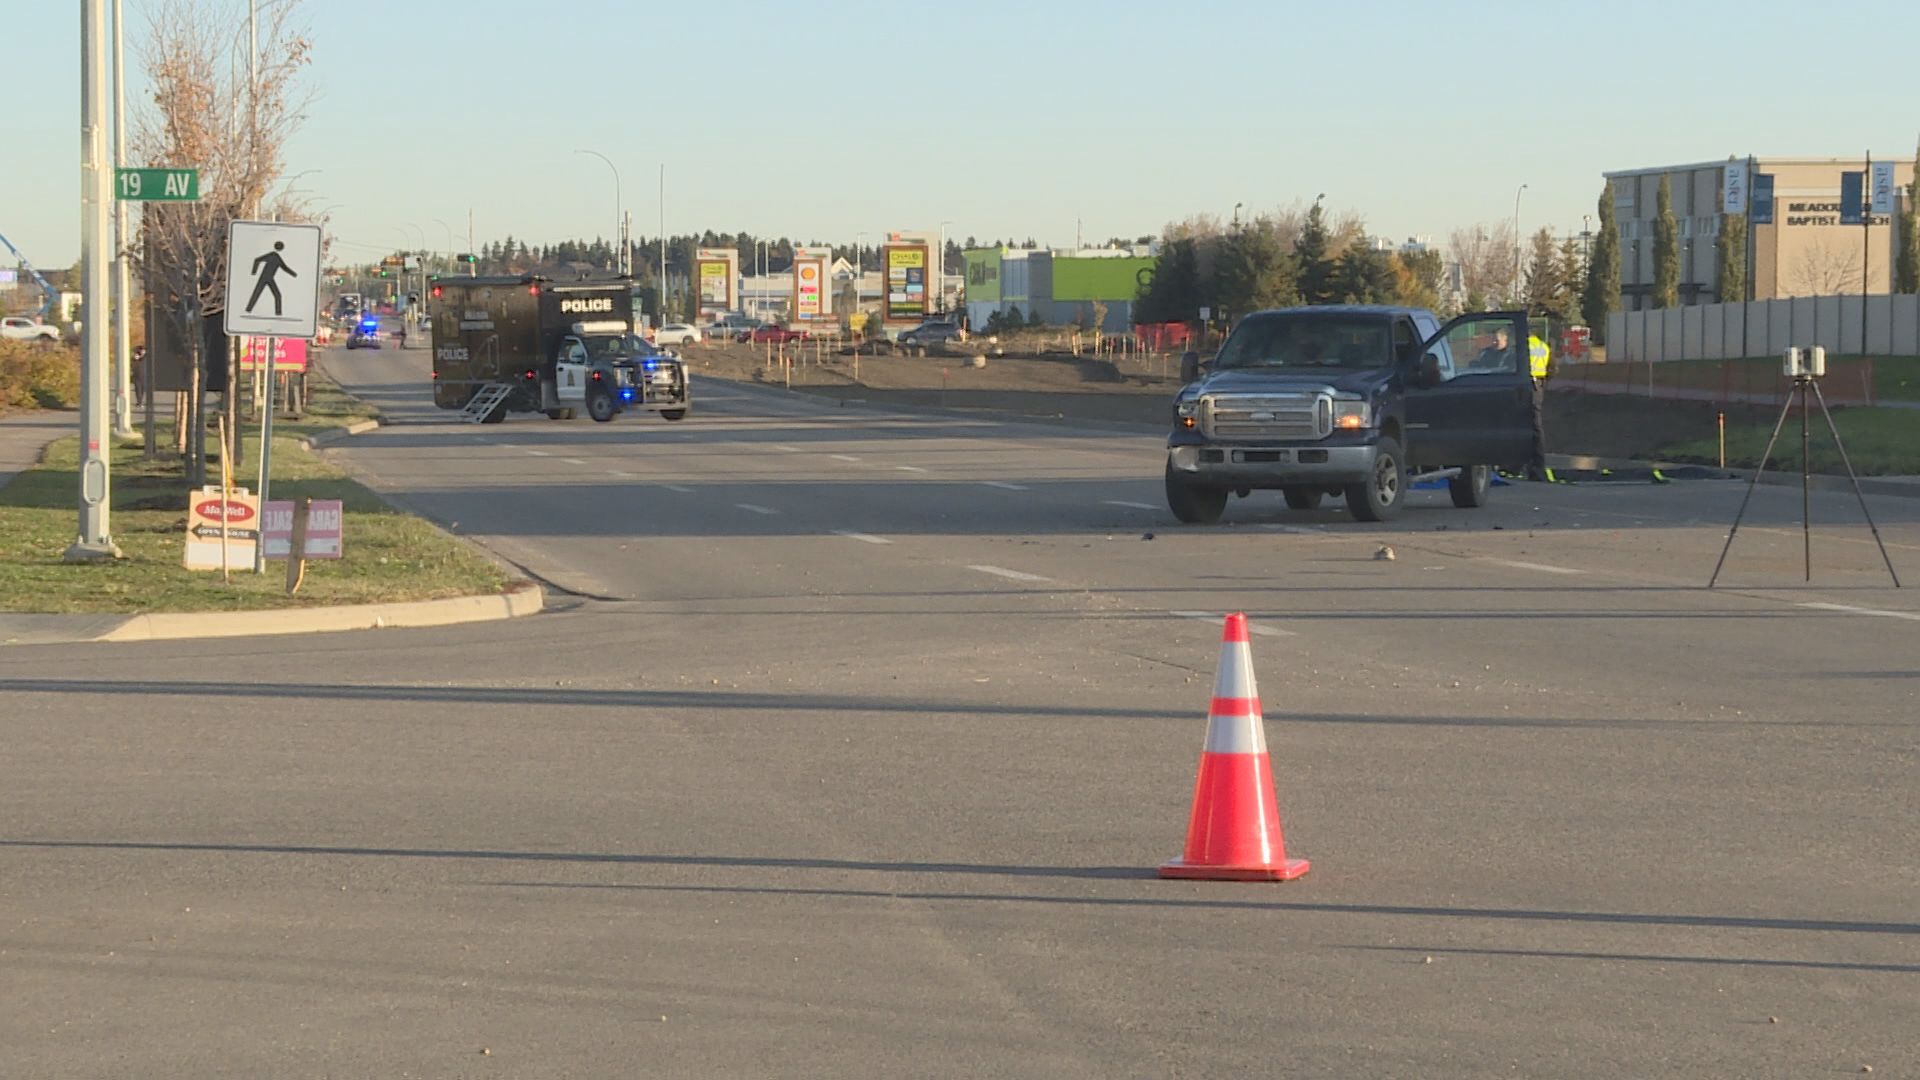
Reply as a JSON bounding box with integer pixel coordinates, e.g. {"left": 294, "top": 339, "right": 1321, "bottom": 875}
{"left": 1548, "top": 452, "right": 1920, "bottom": 499}
{"left": 90, "top": 580, "right": 542, "bottom": 644}
{"left": 302, "top": 417, "right": 382, "bottom": 450}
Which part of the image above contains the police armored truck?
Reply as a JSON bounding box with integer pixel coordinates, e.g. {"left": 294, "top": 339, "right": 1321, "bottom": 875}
{"left": 427, "top": 274, "right": 690, "bottom": 424}
{"left": 1167, "top": 306, "right": 1535, "bottom": 523}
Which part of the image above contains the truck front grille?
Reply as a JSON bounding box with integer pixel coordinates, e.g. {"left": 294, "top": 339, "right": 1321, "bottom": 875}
{"left": 1201, "top": 393, "right": 1331, "bottom": 441}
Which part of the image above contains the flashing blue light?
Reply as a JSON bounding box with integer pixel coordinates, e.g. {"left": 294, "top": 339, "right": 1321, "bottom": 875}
{"left": 642, "top": 358, "right": 658, "bottom": 371}
{"left": 619, "top": 388, "right": 635, "bottom": 401}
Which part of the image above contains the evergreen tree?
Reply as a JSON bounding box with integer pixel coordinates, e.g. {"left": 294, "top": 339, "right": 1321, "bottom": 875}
{"left": 1214, "top": 225, "right": 1300, "bottom": 316}
{"left": 1295, "top": 201, "right": 1335, "bottom": 304}
{"left": 1523, "top": 227, "right": 1562, "bottom": 315}
{"left": 1652, "top": 175, "right": 1679, "bottom": 308}
{"left": 1716, "top": 212, "right": 1747, "bottom": 304}
{"left": 1554, "top": 236, "right": 1584, "bottom": 325}
{"left": 1135, "top": 237, "right": 1204, "bottom": 324}
{"left": 1582, "top": 182, "right": 1621, "bottom": 341}
{"left": 1898, "top": 143, "right": 1920, "bottom": 294}
{"left": 1393, "top": 248, "right": 1443, "bottom": 310}
{"left": 1328, "top": 243, "right": 1396, "bottom": 304}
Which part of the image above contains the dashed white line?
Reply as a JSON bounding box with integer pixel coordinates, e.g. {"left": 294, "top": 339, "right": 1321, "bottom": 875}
{"left": 1105, "top": 499, "right": 1158, "bottom": 510}
{"left": 832, "top": 530, "right": 891, "bottom": 545}
{"left": 562, "top": 458, "right": 587, "bottom": 466}
{"left": 1485, "top": 559, "right": 1585, "bottom": 576}
{"left": 967, "top": 565, "right": 1053, "bottom": 583}
{"left": 608, "top": 470, "right": 636, "bottom": 479}
{"left": 663, "top": 484, "right": 695, "bottom": 493}
{"left": 1169, "top": 611, "right": 1295, "bottom": 637}
{"left": 981, "top": 481, "right": 1029, "bottom": 491}
{"left": 773, "top": 445, "right": 802, "bottom": 452}
{"left": 831, "top": 454, "right": 861, "bottom": 463}
{"left": 526, "top": 450, "right": 549, "bottom": 457}
{"left": 1798, "top": 601, "right": 1920, "bottom": 622}
{"left": 735, "top": 503, "right": 778, "bottom": 515}
{"left": 895, "top": 465, "right": 929, "bottom": 473}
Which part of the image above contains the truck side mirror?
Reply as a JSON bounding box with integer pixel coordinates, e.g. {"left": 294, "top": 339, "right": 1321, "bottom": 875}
{"left": 1419, "top": 353, "right": 1444, "bottom": 388}
{"left": 1179, "top": 351, "right": 1203, "bottom": 384}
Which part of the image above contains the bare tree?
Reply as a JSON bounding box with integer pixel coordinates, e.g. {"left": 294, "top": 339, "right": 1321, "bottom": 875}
{"left": 131, "top": 0, "right": 311, "bottom": 480}
{"left": 1446, "top": 222, "right": 1518, "bottom": 309}
{"left": 1790, "top": 238, "right": 1864, "bottom": 296}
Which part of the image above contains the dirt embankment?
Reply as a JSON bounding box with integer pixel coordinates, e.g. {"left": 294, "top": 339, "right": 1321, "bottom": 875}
{"left": 677, "top": 340, "right": 1748, "bottom": 460}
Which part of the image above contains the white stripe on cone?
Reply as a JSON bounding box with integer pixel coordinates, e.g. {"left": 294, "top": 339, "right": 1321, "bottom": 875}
{"left": 1203, "top": 634, "right": 1267, "bottom": 756}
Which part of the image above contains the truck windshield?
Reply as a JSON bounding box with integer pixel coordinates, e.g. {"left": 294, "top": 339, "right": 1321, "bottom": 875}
{"left": 1214, "top": 315, "right": 1391, "bottom": 371}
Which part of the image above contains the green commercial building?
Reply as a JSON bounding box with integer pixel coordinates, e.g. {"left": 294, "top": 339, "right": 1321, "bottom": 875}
{"left": 963, "top": 246, "right": 1156, "bottom": 333}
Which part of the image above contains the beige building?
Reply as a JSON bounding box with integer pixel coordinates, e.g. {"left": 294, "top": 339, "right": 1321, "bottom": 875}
{"left": 1604, "top": 157, "right": 1915, "bottom": 309}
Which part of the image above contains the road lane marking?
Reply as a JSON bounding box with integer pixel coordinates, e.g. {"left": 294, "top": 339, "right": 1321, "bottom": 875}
{"left": 773, "top": 445, "right": 802, "bottom": 452}
{"left": 1798, "top": 602, "right": 1920, "bottom": 622}
{"left": 833, "top": 530, "right": 891, "bottom": 545}
{"left": 608, "top": 470, "right": 636, "bottom": 479}
{"left": 967, "top": 565, "right": 1053, "bottom": 583}
{"left": 1169, "top": 610, "right": 1295, "bottom": 636}
{"left": 526, "top": 450, "right": 549, "bottom": 457}
{"left": 896, "top": 465, "right": 929, "bottom": 473}
{"left": 831, "top": 454, "right": 861, "bottom": 462}
{"left": 1105, "top": 500, "right": 1158, "bottom": 510}
{"left": 1259, "top": 523, "right": 1326, "bottom": 534}
{"left": 1485, "top": 559, "right": 1586, "bottom": 576}
{"left": 735, "top": 503, "right": 778, "bottom": 515}
{"left": 981, "top": 481, "right": 1029, "bottom": 491}
{"left": 663, "top": 484, "right": 695, "bottom": 493}
{"left": 562, "top": 458, "right": 587, "bottom": 466}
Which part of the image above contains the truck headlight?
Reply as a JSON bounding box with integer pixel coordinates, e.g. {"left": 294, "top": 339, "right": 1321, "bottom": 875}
{"left": 1175, "top": 400, "right": 1199, "bottom": 429}
{"left": 1332, "top": 401, "right": 1370, "bottom": 430}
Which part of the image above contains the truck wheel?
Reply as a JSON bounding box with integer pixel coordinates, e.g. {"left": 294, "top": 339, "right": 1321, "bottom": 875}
{"left": 586, "top": 387, "right": 617, "bottom": 423}
{"left": 480, "top": 404, "right": 506, "bottom": 424}
{"left": 545, "top": 408, "right": 575, "bottom": 421}
{"left": 1165, "top": 462, "right": 1227, "bottom": 524}
{"left": 1449, "top": 464, "right": 1492, "bottom": 508}
{"left": 1282, "top": 486, "right": 1323, "bottom": 510}
{"left": 660, "top": 408, "right": 687, "bottom": 421}
{"left": 1344, "top": 435, "right": 1405, "bottom": 522}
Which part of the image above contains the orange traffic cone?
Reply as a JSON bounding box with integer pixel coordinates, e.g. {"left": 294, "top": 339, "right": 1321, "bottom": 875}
{"left": 1160, "top": 613, "right": 1309, "bottom": 882}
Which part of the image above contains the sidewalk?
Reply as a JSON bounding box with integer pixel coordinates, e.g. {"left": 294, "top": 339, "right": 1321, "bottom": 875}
{"left": 0, "top": 411, "right": 73, "bottom": 487}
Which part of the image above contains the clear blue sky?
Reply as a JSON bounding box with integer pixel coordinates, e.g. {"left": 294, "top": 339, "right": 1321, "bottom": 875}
{"left": 4, "top": 0, "right": 1918, "bottom": 270}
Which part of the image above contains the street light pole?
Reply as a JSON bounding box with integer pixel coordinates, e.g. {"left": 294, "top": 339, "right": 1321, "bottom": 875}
{"left": 71, "top": 0, "right": 119, "bottom": 560}
{"left": 658, "top": 164, "right": 666, "bottom": 321}
{"left": 110, "top": 0, "right": 132, "bottom": 438}
{"left": 939, "top": 219, "right": 952, "bottom": 314}
{"left": 1513, "top": 183, "right": 1528, "bottom": 306}
{"left": 575, "top": 149, "right": 623, "bottom": 275}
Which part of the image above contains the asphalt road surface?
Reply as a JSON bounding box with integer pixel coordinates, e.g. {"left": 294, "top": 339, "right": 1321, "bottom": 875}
{"left": 2, "top": 341, "right": 1915, "bottom": 1078}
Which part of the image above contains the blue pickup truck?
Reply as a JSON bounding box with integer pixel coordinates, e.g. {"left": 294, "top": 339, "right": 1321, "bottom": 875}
{"left": 1166, "top": 305, "right": 1536, "bottom": 523}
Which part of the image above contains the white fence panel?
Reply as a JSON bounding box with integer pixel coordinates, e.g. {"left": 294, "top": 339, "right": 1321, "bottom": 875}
{"left": 1606, "top": 312, "right": 1629, "bottom": 360}
{"left": 1896, "top": 294, "right": 1920, "bottom": 356}
{"left": 1865, "top": 296, "right": 1894, "bottom": 355}
{"left": 1660, "top": 308, "right": 1683, "bottom": 363}
{"left": 1814, "top": 296, "right": 1844, "bottom": 353}
{"left": 1702, "top": 302, "right": 1724, "bottom": 359}
{"left": 1682, "top": 305, "right": 1706, "bottom": 359}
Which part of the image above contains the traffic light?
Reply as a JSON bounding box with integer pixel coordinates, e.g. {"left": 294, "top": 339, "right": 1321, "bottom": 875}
{"left": 378, "top": 269, "right": 392, "bottom": 278}
{"left": 457, "top": 253, "right": 478, "bottom": 264}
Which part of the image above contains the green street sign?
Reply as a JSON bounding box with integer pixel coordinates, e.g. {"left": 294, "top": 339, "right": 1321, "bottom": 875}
{"left": 117, "top": 168, "right": 199, "bottom": 202}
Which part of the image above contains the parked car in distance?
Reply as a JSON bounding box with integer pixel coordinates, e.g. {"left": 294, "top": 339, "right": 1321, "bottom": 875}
{"left": 899, "top": 320, "right": 963, "bottom": 347}
{"left": 1, "top": 316, "right": 61, "bottom": 342}
{"left": 749, "top": 324, "right": 808, "bottom": 344}
{"left": 655, "top": 323, "right": 703, "bottom": 346}
{"left": 705, "top": 314, "right": 762, "bottom": 341}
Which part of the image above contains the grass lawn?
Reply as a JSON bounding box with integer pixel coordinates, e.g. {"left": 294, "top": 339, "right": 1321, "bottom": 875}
{"left": 0, "top": 380, "right": 509, "bottom": 614}
{"left": 1560, "top": 355, "right": 1920, "bottom": 403}
{"left": 1658, "top": 404, "right": 1920, "bottom": 476}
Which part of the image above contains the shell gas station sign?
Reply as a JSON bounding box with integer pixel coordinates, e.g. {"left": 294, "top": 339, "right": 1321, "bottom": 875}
{"left": 791, "top": 246, "right": 833, "bottom": 321}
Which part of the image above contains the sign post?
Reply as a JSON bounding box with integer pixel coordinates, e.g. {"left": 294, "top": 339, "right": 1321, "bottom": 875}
{"left": 224, "top": 220, "right": 321, "bottom": 572}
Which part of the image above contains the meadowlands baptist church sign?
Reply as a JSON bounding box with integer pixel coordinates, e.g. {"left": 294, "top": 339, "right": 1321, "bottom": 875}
{"left": 1783, "top": 202, "right": 1890, "bottom": 227}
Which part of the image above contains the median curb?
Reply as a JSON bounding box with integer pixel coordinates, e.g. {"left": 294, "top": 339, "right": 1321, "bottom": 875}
{"left": 301, "top": 416, "right": 382, "bottom": 450}
{"left": 1, "top": 581, "right": 542, "bottom": 647}
{"left": 1547, "top": 452, "right": 1920, "bottom": 499}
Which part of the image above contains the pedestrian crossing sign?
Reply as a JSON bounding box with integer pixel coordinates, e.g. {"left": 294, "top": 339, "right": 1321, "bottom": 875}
{"left": 223, "top": 220, "right": 322, "bottom": 338}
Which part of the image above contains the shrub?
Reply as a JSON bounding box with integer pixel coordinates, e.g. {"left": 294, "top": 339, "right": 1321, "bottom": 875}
{"left": 0, "top": 340, "right": 83, "bottom": 411}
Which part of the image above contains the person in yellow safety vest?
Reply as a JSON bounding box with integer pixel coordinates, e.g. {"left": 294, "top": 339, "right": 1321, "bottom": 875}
{"left": 1527, "top": 334, "right": 1553, "bottom": 481}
